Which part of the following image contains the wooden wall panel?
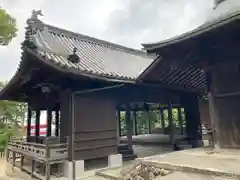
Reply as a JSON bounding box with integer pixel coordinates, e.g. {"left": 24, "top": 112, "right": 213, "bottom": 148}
{"left": 213, "top": 64, "right": 240, "bottom": 93}
{"left": 213, "top": 64, "right": 240, "bottom": 147}
{"left": 74, "top": 130, "right": 116, "bottom": 141}
{"left": 73, "top": 96, "right": 118, "bottom": 160}
{"left": 216, "top": 97, "right": 240, "bottom": 147}
{"left": 74, "top": 146, "right": 117, "bottom": 160}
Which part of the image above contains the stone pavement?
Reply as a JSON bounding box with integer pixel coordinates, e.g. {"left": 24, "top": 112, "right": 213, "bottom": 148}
{"left": 97, "top": 148, "right": 240, "bottom": 180}
{"left": 96, "top": 165, "right": 237, "bottom": 180}
{"left": 141, "top": 148, "right": 240, "bottom": 178}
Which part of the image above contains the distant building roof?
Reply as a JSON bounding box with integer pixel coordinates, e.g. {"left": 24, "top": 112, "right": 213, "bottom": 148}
{"left": 26, "top": 17, "right": 154, "bottom": 81}
{"left": 209, "top": 0, "right": 240, "bottom": 23}
{"left": 142, "top": 0, "right": 240, "bottom": 51}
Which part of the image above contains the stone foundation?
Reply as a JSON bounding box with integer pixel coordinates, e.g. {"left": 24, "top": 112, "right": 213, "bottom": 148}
{"left": 108, "top": 154, "right": 122, "bottom": 168}
{"left": 62, "top": 154, "right": 123, "bottom": 179}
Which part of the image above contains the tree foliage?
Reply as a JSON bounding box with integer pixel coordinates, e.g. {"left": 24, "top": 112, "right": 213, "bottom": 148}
{"left": 0, "top": 7, "right": 17, "bottom": 45}
{"left": 120, "top": 107, "right": 186, "bottom": 136}
{"left": 0, "top": 82, "right": 27, "bottom": 150}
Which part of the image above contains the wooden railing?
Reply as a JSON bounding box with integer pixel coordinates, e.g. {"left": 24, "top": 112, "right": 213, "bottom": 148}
{"left": 7, "top": 139, "right": 68, "bottom": 161}
{"left": 6, "top": 137, "right": 68, "bottom": 180}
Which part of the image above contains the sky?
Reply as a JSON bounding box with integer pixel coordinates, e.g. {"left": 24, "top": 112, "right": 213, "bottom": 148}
{"left": 0, "top": 0, "right": 214, "bottom": 81}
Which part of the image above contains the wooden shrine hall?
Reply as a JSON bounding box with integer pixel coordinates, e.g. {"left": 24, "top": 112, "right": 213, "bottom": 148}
{"left": 142, "top": 0, "right": 240, "bottom": 149}
{"left": 0, "top": 11, "right": 205, "bottom": 180}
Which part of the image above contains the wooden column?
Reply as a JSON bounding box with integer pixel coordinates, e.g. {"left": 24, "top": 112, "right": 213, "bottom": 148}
{"left": 55, "top": 109, "right": 60, "bottom": 137}
{"left": 178, "top": 107, "right": 183, "bottom": 135}
{"left": 144, "top": 103, "right": 151, "bottom": 134}
{"left": 133, "top": 110, "right": 138, "bottom": 136}
{"left": 160, "top": 108, "right": 165, "bottom": 132}
{"left": 168, "top": 99, "right": 174, "bottom": 145}
{"left": 47, "top": 107, "right": 52, "bottom": 137}
{"left": 148, "top": 109, "right": 152, "bottom": 134}
{"left": 205, "top": 64, "right": 220, "bottom": 150}
{"left": 125, "top": 104, "right": 133, "bottom": 150}
{"left": 116, "top": 109, "right": 121, "bottom": 144}
{"left": 35, "top": 109, "right": 40, "bottom": 137}
{"left": 131, "top": 111, "right": 136, "bottom": 136}
{"left": 117, "top": 109, "right": 121, "bottom": 137}
{"left": 208, "top": 92, "right": 220, "bottom": 150}
{"left": 27, "top": 105, "right": 32, "bottom": 137}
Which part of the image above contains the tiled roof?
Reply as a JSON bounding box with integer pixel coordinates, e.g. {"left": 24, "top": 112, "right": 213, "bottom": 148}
{"left": 26, "top": 18, "right": 154, "bottom": 81}
{"left": 142, "top": 2, "right": 240, "bottom": 51}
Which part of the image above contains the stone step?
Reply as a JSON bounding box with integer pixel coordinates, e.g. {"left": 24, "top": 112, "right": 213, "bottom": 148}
{"left": 122, "top": 154, "right": 137, "bottom": 161}
{"left": 117, "top": 144, "right": 129, "bottom": 151}
{"left": 118, "top": 144, "right": 137, "bottom": 161}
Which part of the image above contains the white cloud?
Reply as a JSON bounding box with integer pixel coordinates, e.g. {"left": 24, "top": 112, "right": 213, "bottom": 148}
{"left": 0, "top": 0, "right": 214, "bottom": 81}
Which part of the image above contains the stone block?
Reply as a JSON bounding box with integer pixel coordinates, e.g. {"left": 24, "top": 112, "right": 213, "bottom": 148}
{"left": 108, "top": 154, "right": 122, "bottom": 168}
{"left": 61, "top": 161, "right": 73, "bottom": 180}
{"left": 75, "top": 160, "right": 85, "bottom": 178}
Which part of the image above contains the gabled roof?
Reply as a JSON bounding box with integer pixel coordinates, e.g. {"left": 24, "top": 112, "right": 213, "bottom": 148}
{"left": 25, "top": 17, "right": 154, "bottom": 81}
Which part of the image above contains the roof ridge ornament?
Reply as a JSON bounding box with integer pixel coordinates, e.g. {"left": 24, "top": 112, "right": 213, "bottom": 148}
{"left": 68, "top": 47, "right": 80, "bottom": 63}
{"left": 31, "top": 10, "right": 43, "bottom": 20}
{"left": 213, "top": 0, "right": 226, "bottom": 9}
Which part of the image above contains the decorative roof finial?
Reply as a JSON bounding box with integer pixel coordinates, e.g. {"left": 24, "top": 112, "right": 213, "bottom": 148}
{"left": 31, "top": 10, "right": 43, "bottom": 20}
{"left": 68, "top": 47, "right": 80, "bottom": 63}
{"left": 213, "top": 0, "right": 226, "bottom": 9}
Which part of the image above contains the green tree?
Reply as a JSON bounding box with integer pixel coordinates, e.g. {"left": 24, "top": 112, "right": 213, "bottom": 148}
{"left": 0, "top": 7, "right": 17, "bottom": 45}
{"left": 0, "top": 82, "right": 27, "bottom": 136}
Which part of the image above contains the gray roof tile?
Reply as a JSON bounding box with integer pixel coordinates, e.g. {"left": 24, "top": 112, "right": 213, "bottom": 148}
{"left": 29, "top": 20, "right": 154, "bottom": 81}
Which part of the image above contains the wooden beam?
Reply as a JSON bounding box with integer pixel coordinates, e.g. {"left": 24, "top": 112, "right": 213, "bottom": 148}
{"left": 215, "top": 91, "right": 240, "bottom": 98}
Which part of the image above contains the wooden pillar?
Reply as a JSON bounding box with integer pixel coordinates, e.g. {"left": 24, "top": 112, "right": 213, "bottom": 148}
{"left": 148, "top": 109, "right": 152, "bottom": 134}
{"left": 208, "top": 92, "right": 220, "bottom": 150}
{"left": 27, "top": 105, "right": 32, "bottom": 137}
{"left": 47, "top": 107, "right": 52, "bottom": 137}
{"left": 125, "top": 104, "right": 133, "bottom": 150}
{"left": 160, "top": 108, "right": 165, "bottom": 132}
{"left": 55, "top": 109, "right": 60, "bottom": 136}
{"left": 178, "top": 107, "right": 183, "bottom": 135}
{"left": 133, "top": 110, "right": 138, "bottom": 136}
{"left": 20, "top": 154, "right": 23, "bottom": 171}
{"left": 35, "top": 109, "right": 40, "bottom": 137}
{"left": 205, "top": 64, "right": 220, "bottom": 150}
{"left": 143, "top": 103, "right": 151, "bottom": 134}
{"left": 117, "top": 109, "right": 121, "bottom": 137}
{"left": 168, "top": 99, "right": 174, "bottom": 145}
{"left": 116, "top": 108, "right": 121, "bottom": 144}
